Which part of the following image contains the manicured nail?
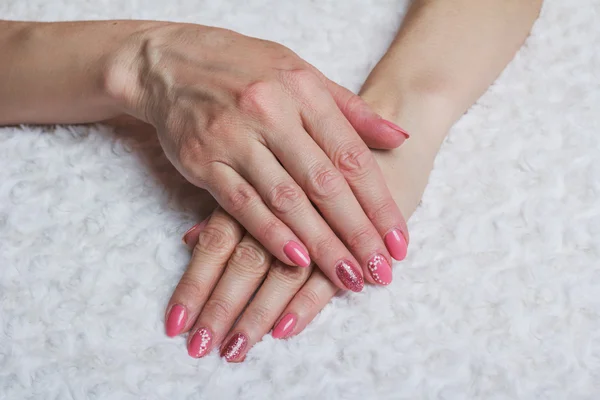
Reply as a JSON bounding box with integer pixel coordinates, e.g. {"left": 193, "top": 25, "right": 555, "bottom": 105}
{"left": 283, "top": 241, "right": 311, "bottom": 268}
{"left": 381, "top": 119, "right": 410, "bottom": 139}
{"left": 165, "top": 304, "right": 187, "bottom": 337}
{"left": 221, "top": 332, "right": 248, "bottom": 362}
{"left": 272, "top": 313, "right": 297, "bottom": 339}
{"left": 335, "top": 259, "right": 364, "bottom": 292}
{"left": 367, "top": 254, "right": 393, "bottom": 286}
{"left": 384, "top": 228, "right": 408, "bottom": 261}
{"left": 188, "top": 327, "right": 212, "bottom": 358}
{"left": 182, "top": 216, "right": 211, "bottom": 246}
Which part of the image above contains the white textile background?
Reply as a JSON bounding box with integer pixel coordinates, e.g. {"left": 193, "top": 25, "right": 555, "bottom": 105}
{"left": 1, "top": 1, "right": 599, "bottom": 399}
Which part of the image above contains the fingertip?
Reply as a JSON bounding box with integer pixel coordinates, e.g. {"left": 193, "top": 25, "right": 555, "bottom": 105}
{"left": 283, "top": 241, "right": 312, "bottom": 268}
{"left": 335, "top": 260, "right": 364, "bottom": 292}
{"left": 380, "top": 118, "right": 410, "bottom": 140}
{"left": 165, "top": 304, "right": 188, "bottom": 337}
{"left": 182, "top": 215, "right": 211, "bottom": 247}
{"left": 272, "top": 313, "right": 298, "bottom": 339}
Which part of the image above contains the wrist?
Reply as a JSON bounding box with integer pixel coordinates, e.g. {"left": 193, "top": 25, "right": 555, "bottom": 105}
{"left": 101, "top": 21, "right": 172, "bottom": 122}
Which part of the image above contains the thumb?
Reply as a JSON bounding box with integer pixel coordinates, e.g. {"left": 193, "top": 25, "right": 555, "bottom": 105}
{"left": 325, "top": 79, "right": 410, "bottom": 149}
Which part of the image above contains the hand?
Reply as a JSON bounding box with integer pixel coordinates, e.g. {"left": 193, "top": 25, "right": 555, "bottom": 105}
{"left": 167, "top": 137, "right": 434, "bottom": 361}
{"left": 105, "top": 22, "right": 410, "bottom": 291}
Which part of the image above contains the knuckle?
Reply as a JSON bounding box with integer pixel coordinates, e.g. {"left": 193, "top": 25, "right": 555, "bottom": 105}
{"left": 266, "top": 181, "right": 305, "bottom": 215}
{"left": 268, "top": 261, "right": 309, "bottom": 286}
{"left": 310, "top": 236, "right": 337, "bottom": 262}
{"left": 334, "top": 142, "right": 372, "bottom": 178}
{"left": 204, "top": 297, "right": 234, "bottom": 323}
{"left": 258, "top": 218, "right": 285, "bottom": 245}
{"left": 229, "top": 241, "right": 270, "bottom": 275}
{"left": 340, "top": 93, "right": 364, "bottom": 116}
{"left": 296, "top": 287, "right": 322, "bottom": 310}
{"left": 306, "top": 164, "right": 346, "bottom": 202}
{"left": 195, "top": 225, "right": 237, "bottom": 255}
{"left": 346, "top": 225, "right": 376, "bottom": 251}
{"left": 224, "top": 184, "right": 256, "bottom": 214}
{"left": 283, "top": 68, "right": 317, "bottom": 87}
{"left": 279, "top": 68, "right": 322, "bottom": 98}
{"left": 246, "top": 304, "right": 273, "bottom": 328}
{"left": 365, "top": 200, "right": 395, "bottom": 224}
{"left": 175, "top": 275, "right": 206, "bottom": 301}
{"left": 238, "top": 80, "right": 278, "bottom": 118}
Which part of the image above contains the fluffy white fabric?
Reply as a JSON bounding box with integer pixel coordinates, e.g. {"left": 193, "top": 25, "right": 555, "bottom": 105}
{"left": 1, "top": 0, "right": 599, "bottom": 398}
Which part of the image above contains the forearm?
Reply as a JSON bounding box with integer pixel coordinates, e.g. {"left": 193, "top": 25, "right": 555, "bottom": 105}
{"left": 0, "top": 20, "right": 158, "bottom": 125}
{"left": 361, "top": 0, "right": 542, "bottom": 152}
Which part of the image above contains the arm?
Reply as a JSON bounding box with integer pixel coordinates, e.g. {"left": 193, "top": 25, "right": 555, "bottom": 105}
{"left": 362, "top": 0, "right": 543, "bottom": 150}
{"left": 361, "top": 0, "right": 543, "bottom": 216}
{"left": 0, "top": 21, "right": 141, "bottom": 124}
{"left": 167, "top": 0, "right": 543, "bottom": 362}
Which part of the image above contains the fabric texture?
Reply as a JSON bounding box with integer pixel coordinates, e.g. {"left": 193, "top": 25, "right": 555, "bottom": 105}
{"left": 1, "top": 0, "right": 599, "bottom": 398}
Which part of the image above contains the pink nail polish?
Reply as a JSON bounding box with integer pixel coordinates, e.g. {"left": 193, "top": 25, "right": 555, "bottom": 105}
{"left": 272, "top": 313, "right": 297, "bottom": 339}
{"left": 381, "top": 119, "right": 410, "bottom": 139}
{"left": 165, "top": 304, "right": 187, "bottom": 337}
{"left": 283, "top": 241, "right": 311, "bottom": 268}
{"left": 221, "top": 332, "right": 248, "bottom": 362}
{"left": 335, "top": 259, "right": 364, "bottom": 292}
{"left": 182, "top": 216, "right": 211, "bottom": 246}
{"left": 367, "top": 254, "right": 392, "bottom": 286}
{"left": 384, "top": 228, "right": 408, "bottom": 261}
{"left": 188, "top": 327, "right": 212, "bottom": 358}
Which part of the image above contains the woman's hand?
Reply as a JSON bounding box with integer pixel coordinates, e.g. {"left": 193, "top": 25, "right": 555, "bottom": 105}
{"left": 104, "top": 22, "right": 410, "bottom": 291}
{"left": 167, "top": 138, "right": 434, "bottom": 361}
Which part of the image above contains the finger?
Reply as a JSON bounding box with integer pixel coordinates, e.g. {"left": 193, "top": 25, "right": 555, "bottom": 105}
{"left": 186, "top": 234, "right": 272, "bottom": 358}
{"left": 205, "top": 161, "right": 311, "bottom": 268}
{"left": 238, "top": 143, "right": 365, "bottom": 291}
{"left": 165, "top": 208, "right": 244, "bottom": 337}
{"left": 272, "top": 268, "right": 339, "bottom": 340}
{"left": 298, "top": 74, "right": 410, "bottom": 261}
{"left": 307, "top": 65, "right": 410, "bottom": 149}
{"left": 261, "top": 91, "right": 394, "bottom": 286}
{"left": 265, "top": 123, "right": 389, "bottom": 285}
{"left": 220, "top": 260, "right": 311, "bottom": 362}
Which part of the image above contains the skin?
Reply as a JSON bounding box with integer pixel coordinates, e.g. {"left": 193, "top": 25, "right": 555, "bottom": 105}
{"left": 173, "top": 0, "right": 544, "bottom": 362}
{"left": 0, "top": 20, "right": 411, "bottom": 293}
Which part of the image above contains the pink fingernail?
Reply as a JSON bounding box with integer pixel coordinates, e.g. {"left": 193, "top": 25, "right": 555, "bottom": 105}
{"left": 221, "top": 332, "right": 248, "bottom": 362}
{"left": 335, "top": 259, "right": 364, "bottom": 292}
{"left": 182, "top": 216, "right": 211, "bottom": 246}
{"left": 272, "top": 313, "right": 297, "bottom": 339}
{"left": 188, "top": 327, "right": 212, "bottom": 358}
{"left": 367, "top": 254, "right": 392, "bottom": 286}
{"left": 283, "top": 241, "right": 311, "bottom": 268}
{"left": 384, "top": 228, "right": 408, "bottom": 261}
{"left": 381, "top": 119, "right": 410, "bottom": 139}
{"left": 165, "top": 304, "right": 187, "bottom": 337}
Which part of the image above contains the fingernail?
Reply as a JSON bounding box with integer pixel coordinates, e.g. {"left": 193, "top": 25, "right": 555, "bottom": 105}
{"left": 182, "top": 216, "right": 211, "bottom": 246}
{"left": 367, "top": 254, "right": 393, "bottom": 286}
{"left": 165, "top": 304, "right": 187, "bottom": 337}
{"left": 335, "top": 259, "right": 364, "bottom": 292}
{"left": 221, "top": 332, "right": 248, "bottom": 362}
{"left": 384, "top": 228, "right": 408, "bottom": 261}
{"left": 283, "top": 241, "right": 311, "bottom": 268}
{"left": 272, "top": 313, "right": 297, "bottom": 339}
{"left": 188, "top": 327, "right": 212, "bottom": 358}
{"left": 381, "top": 119, "right": 410, "bottom": 139}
